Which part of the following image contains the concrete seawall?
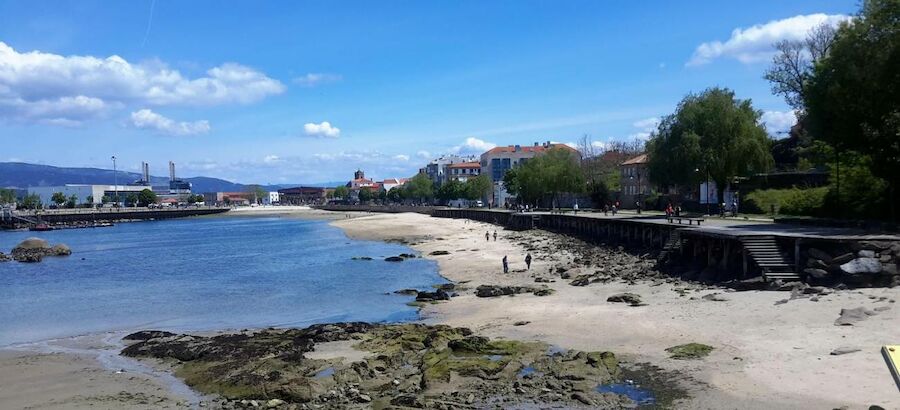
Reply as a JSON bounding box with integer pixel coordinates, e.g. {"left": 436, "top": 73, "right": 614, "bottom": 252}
{"left": 2, "top": 207, "right": 230, "bottom": 228}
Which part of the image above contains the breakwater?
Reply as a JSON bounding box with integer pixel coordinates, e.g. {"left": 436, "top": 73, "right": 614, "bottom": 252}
{"left": 1, "top": 207, "right": 230, "bottom": 229}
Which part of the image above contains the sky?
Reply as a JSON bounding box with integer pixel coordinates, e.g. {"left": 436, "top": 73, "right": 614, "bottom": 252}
{"left": 0, "top": 0, "right": 857, "bottom": 185}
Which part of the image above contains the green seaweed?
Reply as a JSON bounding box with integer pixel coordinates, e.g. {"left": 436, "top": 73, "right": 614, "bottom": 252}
{"left": 665, "top": 343, "right": 714, "bottom": 360}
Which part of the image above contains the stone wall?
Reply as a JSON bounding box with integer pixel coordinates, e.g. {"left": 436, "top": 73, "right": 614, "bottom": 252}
{"left": 800, "top": 240, "right": 900, "bottom": 287}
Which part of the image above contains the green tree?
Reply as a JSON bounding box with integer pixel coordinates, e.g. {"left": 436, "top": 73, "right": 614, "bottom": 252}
{"left": 51, "top": 192, "right": 67, "bottom": 207}
{"left": 246, "top": 185, "right": 267, "bottom": 204}
{"left": 465, "top": 174, "right": 492, "bottom": 201}
{"left": 85, "top": 195, "right": 94, "bottom": 207}
{"left": 647, "top": 87, "right": 773, "bottom": 204}
{"left": 387, "top": 186, "right": 406, "bottom": 203}
{"left": 333, "top": 185, "right": 349, "bottom": 200}
{"left": 66, "top": 194, "right": 78, "bottom": 208}
{"left": 406, "top": 174, "right": 434, "bottom": 202}
{"left": 21, "top": 193, "right": 42, "bottom": 210}
{"left": 125, "top": 193, "right": 139, "bottom": 207}
{"left": 437, "top": 179, "right": 466, "bottom": 202}
{"left": 358, "top": 188, "right": 373, "bottom": 202}
{"left": 0, "top": 188, "right": 15, "bottom": 204}
{"left": 101, "top": 195, "right": 112, "bottom": 205}
{"left": 138, "top": 189, "right": 157, "bottom": 207}
{"left": 503, "top": 148, "right": 584, "bottom": 208}
{"left": 805, "top": 0, "right": 900, "bottom": 218}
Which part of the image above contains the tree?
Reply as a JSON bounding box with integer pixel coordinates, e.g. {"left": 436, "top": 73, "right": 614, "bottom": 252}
{"left": 246, "top": 185, "right": 267, "bottom": 205}
{"left": 805, "top": 0, "right": 900, "bottom": 219}
{"left": 764, "top": 23, "right": 838, "bottom": 111}
{"left": 85, "top": 195, "right": 94, "bottom": 207}
{"left": 138, "top": 189, "right": 157, "bottom": 207}
{"left": 465, "top": 174, "right": 492, "bottom": 201}
{"left": 358, "top": 188, "right": 373, "bottom": 202}
{"left": 51, "top": 192, "right": 66, "bottom": 207}
{"left": 503, "top": 147, "right": 584, "bottom": 207}
{"left": 406, "top": 174, "right": 434, "bottom": 202}
{"left": 125, "top": 193, "right": 139, "bottom": 207}
{"left": 577, "top": 134, "right": 641, "bottom": 203}
{"left": 437, "top": 180, "right": 466, "bottom": 202}
{"left": 647, "top": 87, "right": 773, "bottom": 204}
{"left": 333, "top": 185, "right": 349, "bottom": 200}
{"left": 101, "top": 195, "right": 112, "bottom": 205}
{"left": 21, "top": 193, "right": 41, "bottom": 210}
{"left": 66, "top": 194, "right": 78, "bottom": 208}
{"left": 0, "top": 188, "right": 15, "bottom": 204}
{"left": 387, "top": 186, "right": 406, "bottom": 203}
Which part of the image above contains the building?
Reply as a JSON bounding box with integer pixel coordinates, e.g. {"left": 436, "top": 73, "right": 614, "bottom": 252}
{"left": 266, "top": 191, "right": 280, "bottom": 205}
{"left": 381, "top": 178, "right": 409, "bottom": 192}
{"left": 28, "top": 184, "right": 149, "bottom": 206}
{"left": 447, "top": 162, "right": 481, "bottom": 182}
{"left": 619, "top": 153, "right": 649, "bottom": 209}
{"left": 346, "top": 169, "right": 375, "bottom": 190}
{"left": 277, "top": 187, "right": 328, "bottom": 205}
{"left": 480, "top": 141, "right": 579, "bottom": 207}
{"left": 422, "top": 155, "right": 477, "bottom": 186}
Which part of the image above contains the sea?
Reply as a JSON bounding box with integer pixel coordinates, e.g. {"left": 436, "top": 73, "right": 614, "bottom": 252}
{"left": 0, "top": 215, "right": 446, "bottom": 347}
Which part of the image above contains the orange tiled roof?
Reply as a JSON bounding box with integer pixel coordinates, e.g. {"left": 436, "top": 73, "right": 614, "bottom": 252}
{"left": 448, "top": 162, "right": 481, "bottom": 169}
{"left": 621, "top": 153, "right": 649, "bottom": 165}
{"left": 484, "top": 143, "right": 577, "bottom": 155}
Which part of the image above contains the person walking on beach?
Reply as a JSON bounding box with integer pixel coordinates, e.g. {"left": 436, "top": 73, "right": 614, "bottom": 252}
{"left": 493, "top": 231, "right": 497, "bottom": 241}
{"left": 485, "top": 231, "right": 490, "bottom": 241}
{"left": 502, "top": 255, "right": 509, "bottom": 274}
{"left": 525, "top": 253, "right": 532, "bottom": 270}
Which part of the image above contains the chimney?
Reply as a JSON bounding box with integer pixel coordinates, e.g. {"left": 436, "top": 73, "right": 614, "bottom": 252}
{"left": 142, "top": 162, "right": 149, "bottom": 183}
{"left": 514, "top": 144, "right": 521, "bottom": 152}
{"left": 534, "top": 142, "right": 539, "bottom": 146}
{"left": 169, "top": 161, "right": 176, "bottom": 182}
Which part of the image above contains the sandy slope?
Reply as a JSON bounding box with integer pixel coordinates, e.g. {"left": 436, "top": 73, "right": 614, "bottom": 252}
{"left": 332, "top": 211, "right": 900, "bottom": 410}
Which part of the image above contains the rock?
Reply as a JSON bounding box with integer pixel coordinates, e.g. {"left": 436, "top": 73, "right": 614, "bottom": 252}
{"left": 50, "top": 244, "right": 71, "bottom": 256}
{"left": 830, "top": 347, "right": 861, "bottom": 356}
{"left": 266, "top": 399, "right": 284, "bottom": 408}
{"left": 532, "top": 288, "right": 554, "bottom": 297}
{"left": 560, "top": 271, "right": 571, "bottom": 279}
{"left": 429, "top": 250, "right": 451, "bottom": 256}
{"left": 665, "top": 343, "right": 714, "bottom": 359}
{"left": 13, "top": 237, "right": 50, "bottom": 251}
{"left": 883, "top": 263, "right": 898, "bottom": 276}
{"left": 568, "top": 275, "right": 592, "bottom": 286}
{"left": 352, "top": 256, "right": 373, "bottom": 260}
{"left": 571, "top": 392, "right": 594, "bottom": 406}
{"left": 701, "top": 293, "right": 729, "bottom": 302}
{"left": 11, "top": 237, "right": 52, "bottom": 262}
{"left": 606, "top": 293, "right": 643, "bottom": 306}
{"left": 415, "top": 289, "right": 449, "bottom": 302}
{"left": 807, "top": 248, "right": 832, "bottom": 263}
{"left": 384, "top": 256, "right": 404, "bottom": 262}
{"left": 122, "top": 330, "right": 177, "bottom": 341}
{"left": 807, "top": 258, "right": 829, "bottom": 269}
{"left": 835, "top": 307, "right": 877, "bottom": 326}
{"left": 0, "top": 252, "right": 10, "bottom": 262}
{"left": 513, "top": 321, "right": 530, "bottom": 326}
{"left": 398, "top": 253, "right": 417, "bottom": 258}
{"left": 804, "top": 268, "right": 830, "bottom": 279}
{"left": 394, "top": 289, "right": 419, "bottom": 296}
{"left": 858, "top": 250, "right": 876, "bottom": 258}
{"left": 831, "top": 253, "right": 856, "bottom": 265}
{"left": 840, "top": 258, "right": 882, "bottom": 275}
{"left": 391, "top": 394, "right": 424, "bottom": 408}
{"left": 356, "top": 394, "right": 371, "bottom": 403}
{"left": 475, "top": 285, "right": 532, "bottom": 297}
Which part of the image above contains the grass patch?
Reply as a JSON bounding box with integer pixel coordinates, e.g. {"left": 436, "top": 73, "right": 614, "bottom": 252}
{"left": 744, "top": 187, "right": 828, "bottom": 216}
{"left": 665, "top": 343, "right": 713, "bottom": 360}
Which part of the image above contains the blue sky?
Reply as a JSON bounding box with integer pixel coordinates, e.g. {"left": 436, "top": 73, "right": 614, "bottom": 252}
{"left": 0, "top": 0, "right": 855, "bottom": 184}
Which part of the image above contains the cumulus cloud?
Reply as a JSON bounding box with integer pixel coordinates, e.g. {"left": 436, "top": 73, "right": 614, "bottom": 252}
{"left": 129, "top": 109, "right": 210, "bottom": 136}
{"left": 292, "top": 73, "right": 342, "bottom": 87}
{"left": 416, "top": 150, "right": 431, "bottom": 160}
{"left": 263, "top": 155, "right": 283, "bottom": 163}
{"left": 450, "top": 137, "right": 497, "bottom": 154}
{"left": 687, "top": 13, "right": 850, "bottom": 66}
{"left": 0, "top": 41, "right": 284, "bottom": 125}
{"left": 760, "top": 110, "right": 797, "bottom": 136}
{"left": 630, "top": 117, "right": 660, "bottom": 140}
{"left": 303, "top": 121, "right": 341, "bottom": 138}
{"left": 393, "top": 154, "right": 410, "bottom": 162}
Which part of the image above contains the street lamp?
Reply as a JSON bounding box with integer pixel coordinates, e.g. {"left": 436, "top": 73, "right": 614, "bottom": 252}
{"left": 111, "top": 156, "right": 118, "bottom": 207}
{"left": 695, "top": 167, "right": 710, "bottom": 216}
{"left": 629, "top": 171, "right": 643, "bottom": 214}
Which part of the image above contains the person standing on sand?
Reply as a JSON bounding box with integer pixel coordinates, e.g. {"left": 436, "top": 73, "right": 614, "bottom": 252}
{"left": 502, "top": 255, "right": 509, "bottom": 273}
{"left": 493, "top": 231, "right": 497, "bottom": 241}
{"left": 485, "top": 231, "right": 490, "bottom": 241}
{"left": 525, "top": 253, "right": 532, "bottom": 270}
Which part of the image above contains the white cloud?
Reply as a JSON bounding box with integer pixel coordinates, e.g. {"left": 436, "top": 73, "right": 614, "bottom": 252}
{"left": 292, "top": 73, "right": 342, "bottom": 87}
{"left": 263, "top": 155, "right": 283, "bottom": 163}
{"left": 551, "top": 141, "right": 578, "bottom": 149}
{"left": 129, "top": 109, "right": 210, "bottom": 136}
{"left": 760, "top": 110, "right": 797, "bottom": 136}
{"left": 629, "top": 116, "right": 660, "bottom": 140}
{"left": 303, "top": 121, "right": 341, "bottom": 138}
{"left": 0, "top": 41, "right": 284, "bottom": 125}
{"left": 687, "top": 13, "right": 850, "bottom": 66}
{"left": 393, "top": 154, "right": 410, "bottom": 162}
{"left": 591, "top": 141, "right": 610, "bottom": 151}
{"left": 450, "top": 137, "right": 497, "bottom": 154}
{"left": 416, "top": 150, "right": 431, "bottom": 160}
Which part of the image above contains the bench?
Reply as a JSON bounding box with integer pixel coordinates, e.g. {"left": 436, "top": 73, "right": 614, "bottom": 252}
{"left": 667, "top": 216, "right": 705, "bottom": 225}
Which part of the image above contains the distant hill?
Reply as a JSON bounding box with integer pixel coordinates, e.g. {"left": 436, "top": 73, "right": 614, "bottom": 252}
{"left": 0, "top": 162, "right": 332, "bottom": 193}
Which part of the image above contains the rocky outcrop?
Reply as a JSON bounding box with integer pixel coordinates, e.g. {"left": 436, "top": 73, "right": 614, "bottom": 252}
{"left": 474, "top": 285, "right": 550, "bottom": 298}
{"left": 0, "top": 252, "right": 10, "bottom": 262}
{"left": 384, "top": 256, "right": 404, "bottom": 262}
{"left": 9, "top": 238, "right": 71, "bottom": 263}
{"left": 120, "top": 323, "right": 678, "bottom": 409}
{"left": 606, "top": 293, "right": 644, "bottom": 306}
{"left": 801, "top": 241, "right": 900, "bottom": 287}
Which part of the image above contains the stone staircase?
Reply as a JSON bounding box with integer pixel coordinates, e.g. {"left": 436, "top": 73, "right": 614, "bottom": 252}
{"left": 740, "top": 236, "right": 800, "bottom": 281}
{"left": 657, "top": 230, "right": 682, "bottom": 264}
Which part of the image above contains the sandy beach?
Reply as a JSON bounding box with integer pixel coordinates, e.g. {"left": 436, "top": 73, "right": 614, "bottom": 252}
{"left": 2, "top": 208, "right": 898, "bottom": 409}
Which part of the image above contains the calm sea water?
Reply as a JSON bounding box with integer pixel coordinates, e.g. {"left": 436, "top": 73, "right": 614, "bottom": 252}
{"left": 0, "top": 216, "right": 446, "bottom": 346}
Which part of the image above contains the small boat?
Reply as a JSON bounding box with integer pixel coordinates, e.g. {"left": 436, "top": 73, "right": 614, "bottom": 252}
{"left": 30, "top": 223, "right": 54, "bottom": 232}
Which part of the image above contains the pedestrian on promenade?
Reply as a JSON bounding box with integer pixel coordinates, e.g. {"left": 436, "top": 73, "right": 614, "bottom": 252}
{"left": 603, "top": 204, "right": 609, "bottom": 216}
{"left": 493, "top": 231, "right": 497, "bottom": 241}
{"left": 502, "top": 255, "right": 509, "bottom": 274}
{"left": 525, "top": 253, "right": 532, "bottom": 270}
{"left": 485, "top": 231, "right": 490, "bottom": 241}
{"left": 731, "top": 200, "right": 738, "bottom": 217}
{"left": 574, "top": 203, "right": 579, "bottom": 215}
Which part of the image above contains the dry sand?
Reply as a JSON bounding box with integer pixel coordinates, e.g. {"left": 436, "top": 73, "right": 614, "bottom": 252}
{"left": 331, "top": 211, "right": 900, "bottom": 410}
{"left": 2, "top": 208, "right": 897, "bottom": 409}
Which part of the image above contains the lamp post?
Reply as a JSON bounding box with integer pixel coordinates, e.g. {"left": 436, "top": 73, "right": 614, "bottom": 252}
{"left": 111, "top": 156, "right": 118, "bottom": 207}
{"left": 695, "top": 167, "right": 710, "bottom": 216}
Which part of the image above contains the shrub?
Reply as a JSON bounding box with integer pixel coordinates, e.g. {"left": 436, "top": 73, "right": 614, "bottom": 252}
{"left": 745, "top": 187, "right": 828, "bottom": 216}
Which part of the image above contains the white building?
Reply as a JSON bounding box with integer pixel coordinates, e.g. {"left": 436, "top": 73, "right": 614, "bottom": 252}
{"left": 422, "top": 155, "right": 477, "bottom": 186}
{"left": 28, "top": 184, "right": 149, "bottom": 206}
{"left": 266, "top": 191, "right": 280, "bottom": 205}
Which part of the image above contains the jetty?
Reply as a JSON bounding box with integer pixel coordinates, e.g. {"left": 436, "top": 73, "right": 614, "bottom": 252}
{"left": 1, "top": 206, "right": 230, "bottom": 230}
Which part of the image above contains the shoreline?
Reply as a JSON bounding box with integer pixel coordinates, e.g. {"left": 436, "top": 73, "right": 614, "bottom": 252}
{"left": 2, "top": 209, "right": 898, "bottom": 408}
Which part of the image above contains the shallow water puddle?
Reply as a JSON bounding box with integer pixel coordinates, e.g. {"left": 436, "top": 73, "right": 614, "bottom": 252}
{"left": 596, "top": 381, "right": 655, "bottom": 405}
{"left": 516, "top": 366, "right": 543, "bottom": 378}
{"left": 314, "top": 367, "right": 335, "bottom": 378}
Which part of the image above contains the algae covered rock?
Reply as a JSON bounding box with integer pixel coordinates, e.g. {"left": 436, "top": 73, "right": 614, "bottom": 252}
{"left": 51, "top": 244, "right": 72, "bottom": 256}
{"left": 665, "top": 343, "right": 714, "bottom": 359}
